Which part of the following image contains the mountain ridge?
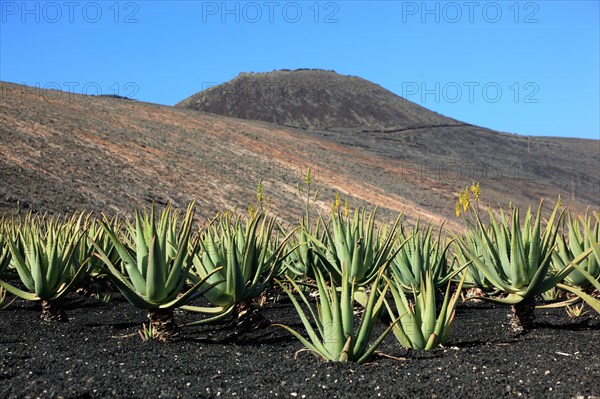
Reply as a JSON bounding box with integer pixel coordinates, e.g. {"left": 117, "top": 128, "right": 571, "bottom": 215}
{"left": 176, "top": 69, "right": 463, "bottom": 132}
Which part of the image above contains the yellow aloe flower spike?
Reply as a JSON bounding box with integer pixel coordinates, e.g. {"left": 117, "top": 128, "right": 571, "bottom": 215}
{"left": 461, "top": 187, "right": 471, "bottom": 212}
{"left": 305, "top": 167, "right": 312, "bottom": 187}
{"left": 256, "top": 179, "right": 264, "bottom": 205}
{"left": 471, "top": 181, "right": 481, "bottom": 201}
{"left": 344, "top": 198, "right": 349, "bottom": 218}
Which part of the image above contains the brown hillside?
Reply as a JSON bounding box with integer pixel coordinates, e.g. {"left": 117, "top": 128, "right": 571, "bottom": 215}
{"left": 0, "top": 80, "right": 598, "bottom": 229}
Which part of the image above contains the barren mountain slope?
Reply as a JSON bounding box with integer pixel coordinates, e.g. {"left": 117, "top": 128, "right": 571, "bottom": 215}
{"left": 0, "top": 82, "right": 455, "bottom": 226}
{"left": 0, "top": 81, "right": 598, "bottom": 228}
{"left": 178, "top": 69, "right": 599, "bottom": 216}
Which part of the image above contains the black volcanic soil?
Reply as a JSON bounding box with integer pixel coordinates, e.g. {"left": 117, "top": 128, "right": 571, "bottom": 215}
{"left": 1, "top": 293, "right": 598, "bottom": 399}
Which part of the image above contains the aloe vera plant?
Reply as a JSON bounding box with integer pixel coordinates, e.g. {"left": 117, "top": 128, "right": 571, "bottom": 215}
{"left": 552, "top": 212, "right": 600, "bottom": 312}
{"left": 309, "top": 207, "right": 402, "bottom": 287}
{"left": 0, "top": 213, "right": 88, "bottom": 321}
{"left": 553, "top": 212, "right": 600, "bottom": 286}
{"left": 456, "top": 200, "right": 592, "bottom": 332}
{"left": 69, "top": 213, "right": 120, "bottom": 298}
{"left": 390, "top": 221, "right": 462, "bottom": 293}
{"left": 452, "top": 229, "right": 498, "bottom": 295}
{"left": 385, "top": 272, "right": 465, "bottom": 350}
{"left": 274, "top": 265, "right": 398, "bottom": 364}
{"left": 185, "top": 211, "right": 295, "bottom": 329}
{"left": 94, "top": 203, "right": 221, "bottom": 340}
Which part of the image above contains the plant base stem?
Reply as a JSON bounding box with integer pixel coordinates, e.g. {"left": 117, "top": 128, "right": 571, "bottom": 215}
{"left": 510, "top": 297, "right": 536, "bottom": 333}
{"left": 148, "top": 309, "right": 179, "bottom": 341}
{"left": 40, "top": 299, "right": 67, "bottom": 322}
{"left": 234, "top": 300, "right": 270, "bottom": 331}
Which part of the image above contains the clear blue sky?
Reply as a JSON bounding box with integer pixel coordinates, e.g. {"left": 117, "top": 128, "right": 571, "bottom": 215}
{"left": 1, "top": 1, "right": 598, "bottom": 139}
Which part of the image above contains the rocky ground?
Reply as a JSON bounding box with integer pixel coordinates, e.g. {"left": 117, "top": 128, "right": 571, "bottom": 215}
{"left": 0, "top": 292, "right": 598, "bottom": 399}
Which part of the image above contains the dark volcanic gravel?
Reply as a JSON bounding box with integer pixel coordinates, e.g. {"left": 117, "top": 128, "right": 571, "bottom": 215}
{"left": 0, "top": 293, "right": 598, "bottom": 399}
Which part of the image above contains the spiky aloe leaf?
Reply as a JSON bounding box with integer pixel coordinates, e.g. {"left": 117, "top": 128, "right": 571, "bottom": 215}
{"left": 273, "top": 274, "right": 332, "bottom": 359}
{"left": 353, "top": 271, "right": 389, "bottom": 356}
{"left": 6, "top": 234, "right": 35, "bottom": 292}
{"left": 557, "top": 283, "right": 599, "bottom": 313}
{"left": 0, "top": 232, "right": 12, "bottom": 276}
{"left": 99, "top": 218, "right": 146, "bottom": 295}
{"left": 0, "top": 279, "right": 39, "bottom": 301}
